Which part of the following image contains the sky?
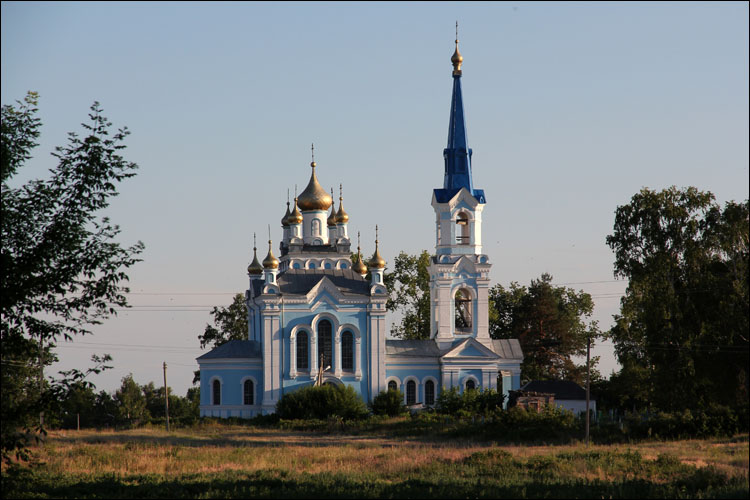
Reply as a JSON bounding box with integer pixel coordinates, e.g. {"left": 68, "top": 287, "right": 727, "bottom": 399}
{"left": 2, "top": 1, "right": 748, "bottom": 398}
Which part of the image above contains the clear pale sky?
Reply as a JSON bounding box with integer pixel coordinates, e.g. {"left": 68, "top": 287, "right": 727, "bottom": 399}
{"left": 2, "top": 1, "right": 748, "bottom": 398}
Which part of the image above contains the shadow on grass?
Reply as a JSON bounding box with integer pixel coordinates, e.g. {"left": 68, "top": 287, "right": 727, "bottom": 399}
{"left": 4, "top": 466, "right": 748, "bottom": 499}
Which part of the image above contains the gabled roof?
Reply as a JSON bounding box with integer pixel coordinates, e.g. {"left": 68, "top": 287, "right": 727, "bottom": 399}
{"left": 441, "top": 337, "right": 499, "bottom": 360}
{"left": 386, "top": 340, "right": 442, "bottom": 357}
{"left": 521, "top": 380, "right": 591, "bottom": 400}
{"left": 491, "top": 339, "right": 524, "bottom": 360}
{"left": 196, "top": 340, "right": 261, "bottom": 361}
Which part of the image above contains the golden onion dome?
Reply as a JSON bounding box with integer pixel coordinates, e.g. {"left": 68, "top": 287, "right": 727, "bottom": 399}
{"left": 335, "top": 184, "right": 349, "bottom": 224}
{"left": 369, "top": 246, "right": 386, "bottom": 270}
{"left": 287, "top": 198, "right": 303, "bottom": 225}
{"left": 262, "top": 240, "right": 279, "bottom": 270}
{"left": 327, "top": 189, "right": 337, "bottom": 227}
{"left": 281, "top": 201, "right": 291, "bottom": 227}
{"left": 297, "top": 161, "right": 332, "bottom": 211}
{"left": 353, "top": 248, "right": 368, "bottom": 276}
{"left": 368, "top": 226, "right": 385, "bottom": 269}
{"left": 247, "top": 247, "right": 264, "bottom": 276}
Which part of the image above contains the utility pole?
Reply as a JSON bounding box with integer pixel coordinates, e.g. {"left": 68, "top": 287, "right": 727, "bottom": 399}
{"left": 163, "top": 362, "right": 170, "bottom": 432}
{"left": 38, "top": 339, "right": 44, "bottom": 429}
{"left": 585, "top": 334, "right": 591, "bottom": 446}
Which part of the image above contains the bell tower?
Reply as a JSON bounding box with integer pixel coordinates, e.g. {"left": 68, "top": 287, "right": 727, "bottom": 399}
{"left": 429, "top": 28, "right": 493, "bottom": 350}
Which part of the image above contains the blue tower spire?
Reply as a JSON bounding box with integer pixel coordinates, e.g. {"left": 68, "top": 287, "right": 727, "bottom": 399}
{"left": 435, "top": 27, "right": 486, "bottom": 204}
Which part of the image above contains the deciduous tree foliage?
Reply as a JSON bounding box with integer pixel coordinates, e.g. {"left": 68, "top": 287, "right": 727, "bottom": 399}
{"left": 489, "top": 274, "right": 600, "bottom": 384}
{"left": 606, "top": 186, "right": 749, "bottom": 414}
{"left": 384, "top": 250, "right": 431, "bottom": 340}
{"left": 1, "top": 92, "right": 143, "bottom": 461}
{"left": 197, "top": 293, "right": 247, "bottom": 350}
{"left": 194, "top": 293, "right": 247, "bottom": 383}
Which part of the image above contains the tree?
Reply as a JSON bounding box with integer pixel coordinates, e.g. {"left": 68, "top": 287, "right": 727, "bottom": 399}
{"left": 114, "top": 374, "right": 149, "bottom": 426}
{"left": 198, "top": 293, "right": 247, "bottom": 350}
{"left": 194, "top": 292, "right": 247, "bottom": 383}
{"left": 384, "top": 250, "right": 431, "bottom": 339}
{"left": 1, "top": 92, "right": 143, "bottom": 462}
{"left": 606, "top": 186, "right": 749, "bottom": 413}
{"left": 489, "top": 273, "right": 599, "bottom": 384}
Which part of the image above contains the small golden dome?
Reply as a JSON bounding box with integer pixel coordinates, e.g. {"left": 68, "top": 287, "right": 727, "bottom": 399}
{"left": 353, "top": 248, "right": 368, "bottom": 276}
{"left": 369, "top": 247, "right": 385, "bottom": 270}
{"left": 262, "top": 240, "right": 279, "bottom": 270}
{"left": 451, "top": 23, "right": 463, "bottom": 76}
{"left": 287, "top": 198, "right": 303, "bottom": 225}
{"left": 336, "top": 185, "right": 349, "bottom": 224}
{"left": 247, "top": 247, "right": 263, "bottom": 276}
{"left": 369, "top": 227, "right": 386, "bottom": 270}
{"left": 327, "top": 189, "right": 337, "bottom": 227}
{"left": 451, "top": 41, "right": 463, "bottom": 76}
{"left": 281, "top": 201, "right": 291, "bottom": 227}
{"left": 297, "top": 161, "right": 332, "bottom": 211}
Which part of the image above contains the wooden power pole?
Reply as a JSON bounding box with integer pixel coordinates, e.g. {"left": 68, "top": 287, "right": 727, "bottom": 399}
{"left": 585, "top": 335, "right": 591, "bottom": 446}
{"left": 163, "top": 362, "right": 170, "bottom": 432}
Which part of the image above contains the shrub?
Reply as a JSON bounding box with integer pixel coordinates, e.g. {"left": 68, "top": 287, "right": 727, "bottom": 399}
{"left": 275, "top": 384, "right": 369, "bottom": 420}
{"left": 370, "top": 389, "right": 407, "bottom": 416}
{"left": 435, "top": 387, "right": 505, "bottom": 416}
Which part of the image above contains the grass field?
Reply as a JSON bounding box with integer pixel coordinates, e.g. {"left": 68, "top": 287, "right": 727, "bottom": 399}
{"left": 2, "top": 422, "right": 748, "bottom": 499}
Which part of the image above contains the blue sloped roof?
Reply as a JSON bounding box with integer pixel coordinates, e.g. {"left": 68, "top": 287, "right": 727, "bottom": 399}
{"left": 386, "top": 339, "right": 442, "bottom": 357}
{"left": 196, "top": 340, "right": 261, "bottom": 360}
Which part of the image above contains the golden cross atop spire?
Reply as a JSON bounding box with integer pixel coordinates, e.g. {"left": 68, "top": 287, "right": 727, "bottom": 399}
{"left": 311, "top": 143, "right": 315, "bottom": 167}
{"left": 253, "top": 232, "right": 256, "bottom": 250}
{"left": 339, "top": 183, "right": 343, "bottom": 201}
{"left": 357, "top": 231, "right": 361, "bottom": 251}
{"left": 452, "top": 21, "right": 463, "bottom": 76}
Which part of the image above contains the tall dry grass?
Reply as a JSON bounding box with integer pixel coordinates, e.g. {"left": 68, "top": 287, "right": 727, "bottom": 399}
{"left": 3, "top": 424, "right": 748, "bottom": 498}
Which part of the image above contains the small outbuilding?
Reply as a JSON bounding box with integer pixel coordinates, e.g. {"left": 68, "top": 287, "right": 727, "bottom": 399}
{"left": 520, "top": 380, "right": 596, "bottom": 416}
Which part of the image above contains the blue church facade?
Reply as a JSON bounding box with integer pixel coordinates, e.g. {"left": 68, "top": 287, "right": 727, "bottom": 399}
{"left": 197, "top": 36, "right": 523, "bottom": 418}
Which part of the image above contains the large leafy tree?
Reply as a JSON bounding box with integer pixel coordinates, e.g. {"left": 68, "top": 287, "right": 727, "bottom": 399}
{"left": 606, "top": 186, "right": 749, "bottom": 413}
{"left": 1, "top": 92, "right": 143, "bottom": 461}
{"left": 384, "top": 250, "right": 431, "bottom": 340}
{"left": 198, "top": 293, "right": 247, "bottom": 350}
{"left": 489, "top": 273, "right": 600, "bottom": 384}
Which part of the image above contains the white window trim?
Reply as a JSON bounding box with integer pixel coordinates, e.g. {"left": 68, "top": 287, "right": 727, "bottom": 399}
{"left": 336, "top": 324, "right": 362, "bottom": 379}
{"left": 461, "top": 374, "right": 480, "bottom": 393}
{"left": 403, "top": 376, "right": 420, "bottom": 405}
{"left": 239, "top": 376, "right": 258, "bottom": 406}
{"left": 421, "top": 376, "right": 439, "bottom": 406}
{"left": 289, "top": 325, "right": 312, "bottom": 379}
{"left": 210, "top": 375, "right": 223, "bottom": 406}
{"left": 386, "top": 376, "right": 401, "bottom": 394}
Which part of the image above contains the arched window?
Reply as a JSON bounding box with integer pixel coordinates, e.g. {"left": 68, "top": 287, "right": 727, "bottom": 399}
{"left": 455, "top": 289, "right": 472, "bottom": 333}
{"left": 212, "top": 379, "right": 221, "bottom": 405}
{"left": 297, "top": 331, "right": 309, "bottom": 370}
{"left": 318, "top": 320, "right": 333, "bottom": 370}
{"left": 341, "top": 331, "right": 353, "bottom": 371}
{"left": 456, "top": 211, "right": 470, "bottom": 245}
{"left": 311, "top": 219, "right": 321, "bottom": 237}
{"left": 406, "top": 380, "right": 417, "bottom": 405}
{"left": 465, "top": 379, "right": 476, "bottom": 392}
{"left": 388, "top": 380, "right": 398, "bottom": 392}
{"left": 425, "top": 380, "right": 435, "bottom": 406}
{"left": 243, "top": 380, "right": 254, "bottom": 405}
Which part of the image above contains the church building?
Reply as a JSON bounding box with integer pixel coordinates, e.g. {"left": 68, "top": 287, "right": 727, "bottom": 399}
{"left": 197, "top": 35, "right": 523, "bottom": 417}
